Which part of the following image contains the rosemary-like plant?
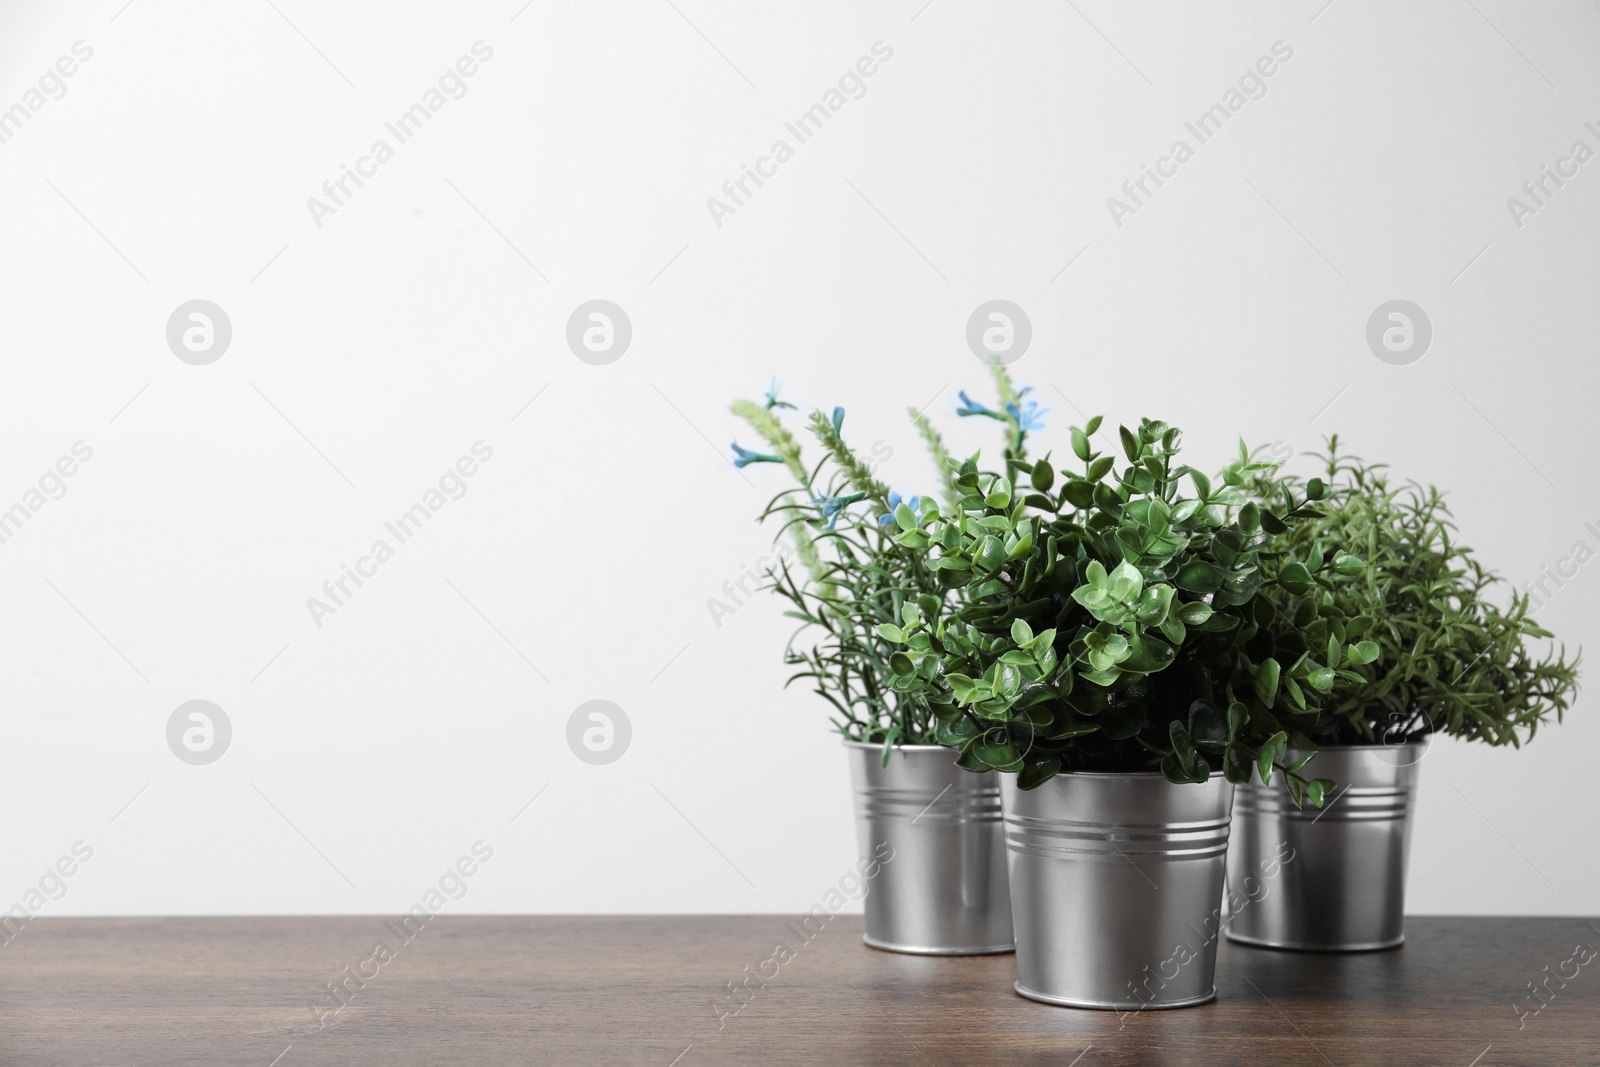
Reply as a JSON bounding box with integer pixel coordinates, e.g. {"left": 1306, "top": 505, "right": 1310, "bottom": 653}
{"left": 1251, "top": 441, "right": 1581, "bottom": 748}
{"left": 731, "top": 374, "right": 1039, "bottom": 747}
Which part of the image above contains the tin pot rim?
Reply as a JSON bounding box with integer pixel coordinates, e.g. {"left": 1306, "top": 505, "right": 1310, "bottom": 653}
{"left": 840, "top": 739, "right": 953, "bottom": 752}
{"left": 1285, "top": 739, "right": 1431, "bottom": 752}
{"left": 999, "top": 769, "right": 1209, "bottom": 780}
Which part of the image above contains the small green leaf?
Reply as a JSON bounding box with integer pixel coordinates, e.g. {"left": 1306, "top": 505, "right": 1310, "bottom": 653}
{"left": 1031, "top": 457, "right": 1056, "bottom": 492}
{"left": 1119, "top": 425, "right": 1140, "bottom": 462}
{"left": 1346, "top": 640, "right": 1380, "bottom": 666}
{"left": 1257, "top": 745, "right": 1276, "bottom": 786}
{"left": 1062, "top": 480, "right": 1095, "bottom": 509}
{"left": 1333, "top": 552, "right": 1366, "bottom": 576}
{"left": 1254, "top": 658, "right": 1281, "bottom": 708}
{"left": 1278, "top": 561, "right": 1315, "bottom": 596}
{"left": 1071, "top": 427, "right": 1091, "bottom": 462}
{"left": 1175, "top": 560, "right": 1222, "bottom": 594}
{"left": 1010, "top": 618, "right": 1035, "bottom": 646}
{"left": 875, "top": 622, "right": 906, "bottom": 643}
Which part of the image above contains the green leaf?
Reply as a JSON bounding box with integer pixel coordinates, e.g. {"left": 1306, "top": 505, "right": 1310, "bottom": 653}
{"left": 974, "top": 738, "right": 1025, "bottom": 772}
{"left": 1224, "top": 745, "right": 1253, "bottom": 784}
{"left": 1071, "top": 426, "right": 1091, "bottom": 462}
{"left": 1278, "top": 561, "right": 1315, "bottom": 596}
{"left": 894, "top": 502, "right": 919, "bottom": 532}
{"left": 1062, "top": 480, "right": 1095, "bottom": 509}
{"left": 1010, "top": 618, "right": 1035, "bottom": 646}
{"left": 1347, "top": 640, "right": 1380, "bottom": 666}
{"left": 889, "top": 651, "right": 915, "bottom": 676}
{"left": 1188, "top": 469, "right": 1212, "bottom": 500}
{"left": 875, "top": 622, "right": 906, "bottom": 643}
{"left": 1016, "top": 757, "right": 1062, "bottom": 790}
{"left": 1175, "top": 560, "right": 1222, "bottom": 594}
{"left": 1135, "top": 584, "right": 1176, "bottom": 626}
{"left": 1333, "top": 553, "right": 1366, "bottom": 576}
{"left": 1031, "top": 456, "right": 1056, "bottom": 492}
{"left": 1226, "top": 701, "right": 1247, "bottom": 740}
{"left": 1305, "top": 667, "right": 1336, "bottom": 691}
{"left": 1254, "top": 658, "right": 1281, "bottom": 708}
{"left": 1174, "top": 600, "right": 1213, "bottom": 626}
{"left": 1287, "top": 775, "right": 1306, "bottom": 809}
{"left": 954, "top": 744, "right": 990, "bottom": 773}
{"left": 1119, "top": 425, "right": 1140, "bottom": 462}
{"left": 1256, "top": 745, "right": 1276, "bottom": 786}
{"left": 1087, "top": 456, "right": 1115, "bottom": 483}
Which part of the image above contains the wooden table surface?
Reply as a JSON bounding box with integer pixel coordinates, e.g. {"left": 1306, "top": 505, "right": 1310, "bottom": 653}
{"left": 2, "top": 915, "right": 1595, "bottom": 1065}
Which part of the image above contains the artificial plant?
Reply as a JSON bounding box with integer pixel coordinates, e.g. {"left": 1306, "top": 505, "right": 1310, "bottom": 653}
{"left": 1248, "top": 440, "right": 1580, "bottom": 749}
{"left": 730, "top": 370, "right": 1041, "bottom": 747}
{"left": 881, "top": 416, "right": 1355, "bottom": 804}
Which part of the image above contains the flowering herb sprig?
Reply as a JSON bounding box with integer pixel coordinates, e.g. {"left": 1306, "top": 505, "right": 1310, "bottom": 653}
{"left": 954, "top": 366, "right": 1047, "bottom": 459}
{"left": 732, "top": 375, "right": 1032, "bottom": 752}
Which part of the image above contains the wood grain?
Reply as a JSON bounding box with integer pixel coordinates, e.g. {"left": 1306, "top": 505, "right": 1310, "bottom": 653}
{"left": 0, "top": 916, "right": 1594, "bottom": 1065}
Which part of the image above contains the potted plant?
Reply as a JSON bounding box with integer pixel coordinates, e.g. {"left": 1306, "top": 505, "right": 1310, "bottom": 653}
{"left": 1225, "top": 442, "right": 1581, "bottom": 951}
{"left": 880, "top": 417, "right": 1345, "bottom": 1009}
{"left": 728, "top": 373, "right": 1038, "bottom": 955}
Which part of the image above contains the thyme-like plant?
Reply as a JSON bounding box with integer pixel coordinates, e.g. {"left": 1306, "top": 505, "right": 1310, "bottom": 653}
{"left": 730, "top": 373, "right": 1041, "bottom": 748}
{"left": 881, "top": 417, "right": 1353, "bottom": 804}
{"left": 1250, "top": 441, "right": 1581, "bottom": 748}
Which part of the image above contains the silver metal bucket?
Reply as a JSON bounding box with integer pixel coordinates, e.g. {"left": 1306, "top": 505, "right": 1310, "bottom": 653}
{"left": 845, "top": 741, "right": 1014, "bottom": 955}
{"left": 1000, "top": 771, "right": 1234, "bottom": 1010}
{"left": 1225, "top": 742, "right": 1425, "bottom": 951}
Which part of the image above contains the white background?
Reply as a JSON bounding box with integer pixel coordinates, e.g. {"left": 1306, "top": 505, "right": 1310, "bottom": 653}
{"left": 0, "top": 0, "right": 1595, "bottom": 917}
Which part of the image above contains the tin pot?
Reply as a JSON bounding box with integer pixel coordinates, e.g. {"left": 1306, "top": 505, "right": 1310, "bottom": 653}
{"left": 1000, "top": 771, "right": 1235, "bottom": 1010}
{"left": 845, "top": 741, "right": 1014, "bottom": 955}
{"left": 1224, "top": 741, "right": 1425, "bottom": 951}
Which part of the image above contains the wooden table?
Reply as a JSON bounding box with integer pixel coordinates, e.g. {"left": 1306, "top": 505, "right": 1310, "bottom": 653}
{"left": 2, "top": 916, "right": 1595, "bottom": 1064}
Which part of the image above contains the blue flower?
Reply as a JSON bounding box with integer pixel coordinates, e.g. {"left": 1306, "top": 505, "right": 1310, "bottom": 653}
{"left": 763, "top": 378, "right": 796, "bottom": 411}
{"left": 955, "top": 391, "right": 1000, "bottom": 419}
{"left": 812, "top": 492, "right": 864, "bottom": 530}
{"left": 731, "top": 442, "right": 782, "bottom": 469}
{"left": 878, "top": 491, "right": 922, "bottom": 526}
{"left": 1005, "top": 399, "right": 1048, "bottom": 434}
{"left": 831, "top": 406, "right": 845, "bottom": 433}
